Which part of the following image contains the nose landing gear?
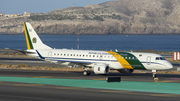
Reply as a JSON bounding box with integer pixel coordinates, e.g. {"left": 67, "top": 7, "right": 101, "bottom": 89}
{"left": 152, "top": 70, "right": 157, "bottom": 78}
{"left": 152, "top": 70, "right": 159, "bottom": 82}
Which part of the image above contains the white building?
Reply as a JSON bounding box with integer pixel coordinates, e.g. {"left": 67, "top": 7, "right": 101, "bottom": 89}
{"left": 23, "top": 11, "right": 30, "bottom": 16}
{"left": 0, "top": 13, "right": 5, "bottom": 17}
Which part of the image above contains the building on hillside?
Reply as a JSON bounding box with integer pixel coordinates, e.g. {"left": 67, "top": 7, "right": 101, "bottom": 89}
{"left": 0, "top": 13, "right": 5, "bottom": 17}
{"left": 23, "top": 11, "right": 30, "bottom": 17}
{"left": 1, "top": 11, "right": 30, "bottom": 19}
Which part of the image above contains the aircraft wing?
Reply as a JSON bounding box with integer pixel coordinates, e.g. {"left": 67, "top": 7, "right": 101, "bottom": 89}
{"left": 50, "top": 58, "right": 93, "bottom": 64}
{"left": 52, "top": 59, "right": 93, "bottom": 67}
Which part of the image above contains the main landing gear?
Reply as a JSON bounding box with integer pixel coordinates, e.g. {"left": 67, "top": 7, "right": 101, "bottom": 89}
{"left": 83, "top": 70, "right": 91, "bottom": 76}
{"left": 83, "top": 68, "right": 91, "bottom": 76}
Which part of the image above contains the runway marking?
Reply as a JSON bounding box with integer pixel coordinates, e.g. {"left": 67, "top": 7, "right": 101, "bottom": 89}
{"left": 55, "top": 87, "right": 83, "bottom": 90}
{"left": 0, "top": 76, "right": 180, "bottom": 95}
{"left": 0, "top": 94, "right": 56, "bottom": 101}
{"left": 13, "top": 84, "right": 44, "bottom": 87}
{"left": 150, "top": 94, "right": 180, "bottom": 97}
{"left": 93, "top": 78, "right": 106, "bottom": 80}
{"left": 101, "top": 90, "right": 132, "bottom": 93}
{"left": 101, "top": 89, "right": 180, "bottom": 97}
{"left": 158, "top": 80, "right": 180, "bottom": 83}
{"left": 33, "top": 76, "right": 54, "bottom": 78}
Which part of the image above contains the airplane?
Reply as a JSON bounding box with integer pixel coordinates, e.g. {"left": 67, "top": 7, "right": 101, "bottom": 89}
{"left": 23, "top": 22, "right": 173, "bottom": 77}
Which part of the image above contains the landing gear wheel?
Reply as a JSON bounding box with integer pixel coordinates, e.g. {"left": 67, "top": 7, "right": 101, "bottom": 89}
{"left": 152, "top": 70, "right": 157, "bottom": 78}
{"left": 153, "top": 74, "right": 156, "bottom": 78}
{"left": 83, "top": 71, "right": 91, "bottom": 76}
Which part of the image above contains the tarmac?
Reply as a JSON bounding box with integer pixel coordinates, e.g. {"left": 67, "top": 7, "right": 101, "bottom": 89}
{"left": 0, "top": 56, "right": 180, "bottom": 101}
{"left": 0, "top": 76, "right": 180, "bottom": 94}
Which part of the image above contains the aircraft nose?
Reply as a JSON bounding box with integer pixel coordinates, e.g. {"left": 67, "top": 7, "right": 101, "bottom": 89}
{"left": 167, "top": 62, "right": 173, "bottom": 69}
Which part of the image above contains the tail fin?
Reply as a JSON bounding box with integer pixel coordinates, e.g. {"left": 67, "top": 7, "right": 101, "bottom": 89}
{"left": 23, "top": 22, "right": 52, "bottom": 50}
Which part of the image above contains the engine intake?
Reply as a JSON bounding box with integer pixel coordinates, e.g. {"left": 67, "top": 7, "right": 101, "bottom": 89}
{"left": 93, "top": 64, "right": 110, "bottom": 75}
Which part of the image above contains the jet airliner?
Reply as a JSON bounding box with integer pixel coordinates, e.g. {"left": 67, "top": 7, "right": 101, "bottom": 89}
{"left": 23, "top": 22, "right": 173, "bottom": 77}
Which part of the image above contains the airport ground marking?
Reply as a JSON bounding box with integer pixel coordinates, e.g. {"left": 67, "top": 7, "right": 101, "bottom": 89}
{"left": 0, "top": 76, "right": 180, "bottom": 95}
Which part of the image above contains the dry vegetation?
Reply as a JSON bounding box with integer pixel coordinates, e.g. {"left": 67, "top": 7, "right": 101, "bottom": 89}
{"left": 0, "top": 64, "right": 84, "bottom": 72}
{"left": 0, "top": 63, "right": 180, "bottom": 74}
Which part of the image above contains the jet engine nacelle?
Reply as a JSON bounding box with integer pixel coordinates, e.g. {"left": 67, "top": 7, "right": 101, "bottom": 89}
{"left": 93, "top": 64, "right": 110, "bottom": 75}
{"left": 118, "top": 69, "right": 134, "bottom": 74}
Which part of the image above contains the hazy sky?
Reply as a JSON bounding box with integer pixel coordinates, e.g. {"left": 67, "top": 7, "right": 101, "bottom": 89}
{"left": 0, "top": 0, "right": 114, "bottom": 14}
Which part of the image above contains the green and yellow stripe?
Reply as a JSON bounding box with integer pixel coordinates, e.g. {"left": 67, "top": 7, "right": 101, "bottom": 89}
{"left": 106, "top": 51, "right": 134, "bottom": 69}
{"left": 23, "top": 22, "right": 33, "bottom": 49}
{"left": 106, "top": 51, "right": 146, "bottom": 70}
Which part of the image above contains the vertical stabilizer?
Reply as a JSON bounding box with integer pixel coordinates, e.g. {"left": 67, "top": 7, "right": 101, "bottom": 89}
{"left": 23, "top": 22, "right": 52, "bottom": 50}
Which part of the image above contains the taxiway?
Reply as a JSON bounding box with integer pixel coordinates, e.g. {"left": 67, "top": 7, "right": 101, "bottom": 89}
{"left": 0, "top": 57, "right": 180, "bottom": 101}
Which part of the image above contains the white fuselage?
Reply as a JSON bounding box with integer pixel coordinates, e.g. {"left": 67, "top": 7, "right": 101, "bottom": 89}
{"left": 27, "top": 49, "right": 173, "bottom": 71}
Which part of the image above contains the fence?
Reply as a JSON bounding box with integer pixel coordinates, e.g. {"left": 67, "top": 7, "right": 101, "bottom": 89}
{"left": 173, "top": 52, "right": 180, "bottom": 60}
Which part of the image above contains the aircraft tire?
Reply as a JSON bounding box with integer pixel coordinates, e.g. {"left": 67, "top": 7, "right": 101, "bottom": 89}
{"left": 83, "top": 71, "right": 91, "bottom": 76}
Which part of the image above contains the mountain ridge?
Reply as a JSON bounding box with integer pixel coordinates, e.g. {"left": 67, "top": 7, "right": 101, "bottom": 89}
{"left": 1, "top": 0, "right": 180, "bottom": 34}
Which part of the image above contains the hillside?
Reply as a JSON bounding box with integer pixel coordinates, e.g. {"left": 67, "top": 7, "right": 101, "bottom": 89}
{"left": 1, "top": 0, "right": 180, "bottom": 34}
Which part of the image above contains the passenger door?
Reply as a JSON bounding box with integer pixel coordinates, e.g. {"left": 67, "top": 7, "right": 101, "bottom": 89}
{"left": 48, "top": 52, "right": 52, "bottom": 59}
{"left": 146, "top": 56, "right": 151, "bottom": 65}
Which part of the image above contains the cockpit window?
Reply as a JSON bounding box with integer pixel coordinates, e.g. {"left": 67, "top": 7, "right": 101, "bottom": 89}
{"left": 156, "top": 57, "right": 160, "bottom": 60}
{"left": 156, "top": 57, "right": 166, "bottom": 60}
{"left": 160, "top": 57, "right": 166, "bottom": 60}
